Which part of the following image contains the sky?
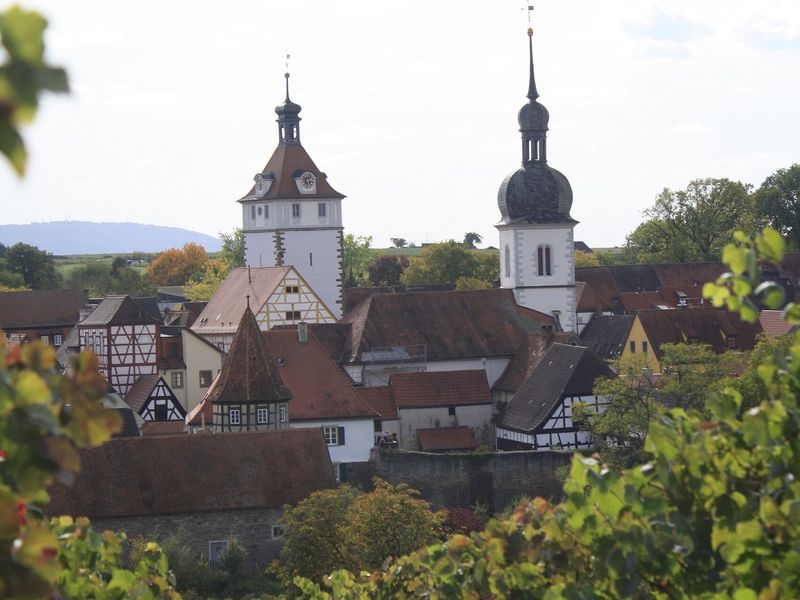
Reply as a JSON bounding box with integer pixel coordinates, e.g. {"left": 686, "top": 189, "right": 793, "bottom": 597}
{"left": 1, "top": 0, "right": 799, "bottom": 249}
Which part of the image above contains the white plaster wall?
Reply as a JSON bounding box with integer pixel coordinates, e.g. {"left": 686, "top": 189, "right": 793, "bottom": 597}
{"left": 289, "top": 418, "right": 374, "bottom": 462}
{"left": 243, "top": 199, "right": 342, "bottom": 231}
{"left": 182, "top": 332, "right": 224, "bottom": 413}
{"left": 397, "top": 404, "right": 493, "bottom": 450}
{"left": 282, "top": 229, "right": 341, "bottom": 319}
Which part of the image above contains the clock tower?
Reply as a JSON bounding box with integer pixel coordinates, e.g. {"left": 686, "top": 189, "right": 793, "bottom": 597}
{"left": 239, "top": 73, "right": 345, "bottom": 319}
{"left": 496, "top": 25, "right": 577, "bottom": 332}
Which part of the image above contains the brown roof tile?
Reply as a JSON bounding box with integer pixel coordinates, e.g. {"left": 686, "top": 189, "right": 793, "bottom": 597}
{"left": 493, "top": 331, "right": 579, "bottom": 393}
{"left": 124, "top": 373, "right": 162, "bottom": 413}
{"left": 141, "top": 421, "right": 186, "bottom": 436}
{"left": 80, "top": 295, "right": 160, "bottom": 327}
{"left": 759, "top": 310, "right": 797, "bottom": 338}
{"left": 357, "top": 386, "right": 397, "bottom": 420}
{"left": 46, "top": 429, "right": 334, "bottom": 518}
{"left": 417, "top": 426, "right": 476, "bottom": 452}
{"left": 389, "top": 370, "right": 491, "bottom": 408}
{"left": 263, "top": 329, "right": 378, "bottom": 420}
{"left": 0, "top": 288, "right": 87, "bottom": 329}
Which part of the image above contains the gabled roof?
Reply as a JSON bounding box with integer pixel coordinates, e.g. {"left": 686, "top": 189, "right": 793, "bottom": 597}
{"left": 495, "top": 343, "right": 614, "bottom": 433}
{"left": 357, "top": 386, "right": 397, "bottom": 420}
{"left": 339, "top": 288, "right": 555, "bottom": 364}
{"left": 204, "top": 307, "right": 292, "bottom": 405}
{"left": 417, "top": 426, "right": 476, "bottom": 452}
{"left": 124, "top": 374, "right": 163, "bottom": 413}
{"left": 262, "top": 329, "right": 378, "bottom": 420}
{"left": 579, "top": 314, "right": 636, "bottom": 361}
{"left": 759, "top": 310, "right": 797, "bottom": 338}
{"left": 389, "top": 370, "right": 492, "bottom": 409}
{"left": 636, "top": 308, "right": 762, "bottom": 359}
{"left": 46, "top": 429, "right": 335, "bottom": 518}
{"left": 80, "top": 295, "right": 160, "bottom": 327}
{"left": 493, "top": 331, "right": 580, "bottom": 393}
{"left": 0, "top": 288, "right": 87, "bottom": 329}
{"left": 191, "top": 266, "right": 291, "bottom": 336}
{"left": 239, "top": 143, "right": 344, "bottom": 201}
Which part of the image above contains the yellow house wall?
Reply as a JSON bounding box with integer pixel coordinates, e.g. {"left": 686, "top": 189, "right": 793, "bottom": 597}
{"left": 622, "top": 315, "right": 661, "bottom": 372}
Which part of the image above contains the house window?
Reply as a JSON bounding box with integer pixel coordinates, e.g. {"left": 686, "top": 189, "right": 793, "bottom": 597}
{"left": 250, "top": 205, "right": 256, "bottom": 220}
{"left": 642, "top": 341, "right": 648, "bottom": 354}
{"left": 199, "top": 370, "right": 212, "bottom": 387}
{"left": 257, "top": 407, "right": 269, "bottom": 424}
{"left": 323, "top": 426, "right": 344, "bottom": 446}
{"left": 166, "top": 343, "right": 178, "bottom": 357}
{"left": 229, "top": 408, "right": 241, "bottom": 425}
{"left": 279, "top": 404, "right": 287, "bottom": 423}
{"left": 208, "top": 540, "right": 227, "bottom": 567}
{"left": 171, "top": 372, "right": 184, "bottom": 389}
{"left": 53, "top": 334, "right": 62, "bottom": 346}
{"left": 292, "top": 203, "right": 301, "bottom": 218}
{"left": 448, "top": 406, "right": 456, "bottom": 416}
{"left": 285, "top": 310, "right": 302, "bottom": 321}
{"left": 629, "top": 341, "right": 636, "bottom": 353}
{"left": 504, "top": 245, "right": 510, "bottom": 278}
{"left": 285, "top": 285, "right": 299, "bottom": 294}
{"left": 40, "top": 335, "right": 49, "bottom": 345}
{"left": 154, "top": 403, "right": 168, "bottom": 421}
{"left": 318, "top": 203, "right": 326, "bottom": 217}
{"left": 271, "top": 525, "right": 284, "bottom": 540}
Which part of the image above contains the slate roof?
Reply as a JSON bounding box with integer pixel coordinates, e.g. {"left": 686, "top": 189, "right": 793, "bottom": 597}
{"left": 417, "top": 426, "right": 476, "bottom": 452}
{"left": 239, "top": 143, "right": 344, "bottom": 201}
{"left": 579, "top": 315, "right": 636, "bottom": 361}
{"left": 357, "top": 386, "right": 398, "bottom": 420}
{"left": 191, "top": 266, "right": 291, "bottom": 336}
{"left": 495, "top": 343, "right": 614, "bottom": 433}
{"left": 80, "top": 296, "right": 160, "bottom": 327}
{"left": 204, "top": 307, "right": 292, "bottom": 405}
{"left": 339, "top": 289, "right": 555, "bottom": 364}
{"left": 46, "top": 429, "right": 334, "bottom": 518}
{"left": 389, "top": 370, "right": 491, "bottom": 409}
{"left": 262, "top": 329, "right": 378, "bottom": 420}
{"left": 493, "top": 331, "right": 580, "bottom": 393}
{"left": 637, "top": 308, "right": 763, "bottom": 359}
{"left": 0, "top": 288, "right": 87, "bottom": 329}
{"left": 124, "top": 373, "right": 162, "bottom": 413}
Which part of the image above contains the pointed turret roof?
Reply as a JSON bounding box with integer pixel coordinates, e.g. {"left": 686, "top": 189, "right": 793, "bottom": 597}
{"left": 204, "top": 307, "right": 292, "bottom": 405}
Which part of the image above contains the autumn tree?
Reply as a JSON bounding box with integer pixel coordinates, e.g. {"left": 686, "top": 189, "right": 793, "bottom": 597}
{"left": 624, "top": 178, "right": 757, "bottom": 263}
{"left": 367, "top": 254, "right": 408, "bottom": 287}
{"left": 755, "top": 163, "right": 800, "bottom": 250}
{"left": 148, "top": 242, "right": 209, "bottom": 286}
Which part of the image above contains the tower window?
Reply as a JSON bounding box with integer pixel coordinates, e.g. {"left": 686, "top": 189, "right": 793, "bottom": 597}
{"left": 309, "top": 252, "right": 313, "bottom": 266}
{"left": 537, "top": 245, "right": 552, "bottom": 276}
{"left": 292, "top": 203, "right": 301, "bottom": 218}
{"left": 264, "top": 205, "right": 269, "bottom": 219}
{"left": 250, "top": 205, "right": 256, "bottom": 220}
{"left": 318, "top": 203, "right": 326, "bottom": 217}
{"left": 504, "top": 245, "right": 510, "bottom": 277}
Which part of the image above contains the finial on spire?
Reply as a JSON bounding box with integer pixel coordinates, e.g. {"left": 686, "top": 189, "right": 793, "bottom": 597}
{"left": 526, "top": 5, "right": 539, "bottom": 100}
{"left": 284, "top": 52, "right": 291, "bottom": 99}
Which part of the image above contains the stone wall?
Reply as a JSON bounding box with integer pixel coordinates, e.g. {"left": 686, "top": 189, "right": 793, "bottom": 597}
{"left": 371, "top": 448, "right": 571, "bottom": 513}
{"left": 93, "top": 506, "right": 285, "bottom": 571}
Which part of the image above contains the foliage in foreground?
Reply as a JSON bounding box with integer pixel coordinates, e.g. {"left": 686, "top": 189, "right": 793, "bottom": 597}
{"left": 0, "top": 339, "right": 180, "bottom": 598}
{"left": 297, "top": 228, "right": 800, "bottom": 598}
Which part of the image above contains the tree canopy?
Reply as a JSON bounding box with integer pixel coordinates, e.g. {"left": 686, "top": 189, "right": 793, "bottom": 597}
{"left": 367, "top": 254, "right": 408, "bottom": 287}
{"left": 342, "top": 234, "right": 374, "bottom": 287}
{"left": 147, "top": 242, "right": 209, "bottom": 287}
{"left": 462, "top": 232, "right": 483, "bottom": 249}
{"left": 401, "top": 241, "right": 498, "bottom": 287}
{"left": 1, "top": 242, "right": 60, "bottom": 289}
{"left": 755, "top": 163, "right": 800, "bottom": 251}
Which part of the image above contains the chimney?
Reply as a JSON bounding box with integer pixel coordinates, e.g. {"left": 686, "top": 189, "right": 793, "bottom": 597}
{"left": 298, "top": 321, "right": 308, "bottom": 344}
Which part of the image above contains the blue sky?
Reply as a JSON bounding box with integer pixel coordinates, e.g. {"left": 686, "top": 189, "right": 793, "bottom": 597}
{"left": 2, "top": 0, "right": 799, "bottom": 249}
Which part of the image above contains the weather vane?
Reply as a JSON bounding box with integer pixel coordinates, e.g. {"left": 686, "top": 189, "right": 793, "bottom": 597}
{"left": 284, "top": 51, "right": 291, "bottom": 77}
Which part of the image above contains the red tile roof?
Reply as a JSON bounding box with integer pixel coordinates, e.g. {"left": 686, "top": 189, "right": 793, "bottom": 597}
{"left": 46, "top": 429, "right": 334, "bottom": 518}
{"left": 759, "top": 310, "right": 797, "bottom": 338}
{"left": 357, "top": 386, "right": 397, "bottom": 420}
{"left": 417, "top": 426, "right": 476, "bottom": 452}
{"left": 389, "top": 370, "right": 491, "bottom": 409}
{"left": 124, "top": 373, "right": 162, "bottom": 413}
{"left": 262, "top": 329, "right": 378, "bottom": 420}
{"left": 0, "top": 288, "right": 87, "bottom": 329}
{"left": 141, "top": 421, "right": 186, "bottom": 436}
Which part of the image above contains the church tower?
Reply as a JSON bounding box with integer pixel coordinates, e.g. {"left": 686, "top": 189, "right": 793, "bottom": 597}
{"left": 239, "top": 73, "right": 344, "bottom": 319}
{"left": 496, "top": 24, "right": 577, "bottom": 332}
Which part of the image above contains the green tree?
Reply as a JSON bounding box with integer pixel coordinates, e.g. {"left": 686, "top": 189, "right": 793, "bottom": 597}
{"left": 625, "top": 178, "right": 757, "bottom": 263}
{"left": 389, "top": 237, "right": 407, "bottom": 248}
{"left": 755, "top": 163, "right": 800, "bottom": 250}
{"left": 728, "top": 332, "right": 795, "bottom": 410}
{"left": 574, "top": 249, "right": 600, "bottom": 267}
{"left": 341, "top": 234, "right": 373, "bottom": 287}
{"left": 184, "top": 259, "right": 230, "bottom": 301}
{"left": 0, "top": 6, "right": 68, "bottom": 176}
{"left": 462, "top": 232, "right": 483, "bottom": 249}
{"left": 219, "top": 228, "right": 245, "bottom": 268}
{"left": 402, "top": 243, "right": 498, "bottom": 287}
{"left": 367, "top": 254, "right": 408, "bottom": 287}
{"left": 297, "top": 228, "right": 800, "bottom": 600}
{"left": 2, "top": 242, "right": 60, "bottom": 289}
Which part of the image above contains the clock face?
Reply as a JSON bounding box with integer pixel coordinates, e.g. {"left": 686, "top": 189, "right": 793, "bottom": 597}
{"left": 300, "top": 172, "right": 316, "bottom": 189}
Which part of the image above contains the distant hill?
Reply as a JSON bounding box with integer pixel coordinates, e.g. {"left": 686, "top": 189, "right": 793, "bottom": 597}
{"left": 0, "top": 221, "right": 222, "bottom": 255}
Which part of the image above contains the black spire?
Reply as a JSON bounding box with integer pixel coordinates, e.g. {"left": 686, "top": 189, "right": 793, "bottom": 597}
{"left": 527, "top": 27, "right": 539, "bottom": 100}
{"left": 275, "top": 72, "right": 302, "bottom": 144}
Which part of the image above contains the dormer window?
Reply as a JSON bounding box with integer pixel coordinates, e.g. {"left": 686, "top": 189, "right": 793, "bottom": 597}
{"left": 726, "top": 335, "right": 738, "bottom": 349}
{"left": 253, "top": 173, "right": 272, "bottom": 197}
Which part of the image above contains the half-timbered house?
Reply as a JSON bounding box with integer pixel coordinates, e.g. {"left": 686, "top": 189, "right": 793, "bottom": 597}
{"left": 187, "top": 307, "right": 292, "bottom": 432}
{"left": 495, "top": 343, "right": 614, "bottom": 451}
{"left": 78, "top": 296, "right": 160, "bottom": 397}
{"left": 125, "top": 373, "right": 187, "bottom": 423}
{"left": 190, "top": 265, "right": 335, "bottom": 352}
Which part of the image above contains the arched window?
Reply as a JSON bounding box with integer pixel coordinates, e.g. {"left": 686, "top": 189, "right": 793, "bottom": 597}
{"left": 504, "top": 245, "right": 510, "bottom": 278}
{"left": 537, "top": 245, "right": 552, "bottom": 276}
